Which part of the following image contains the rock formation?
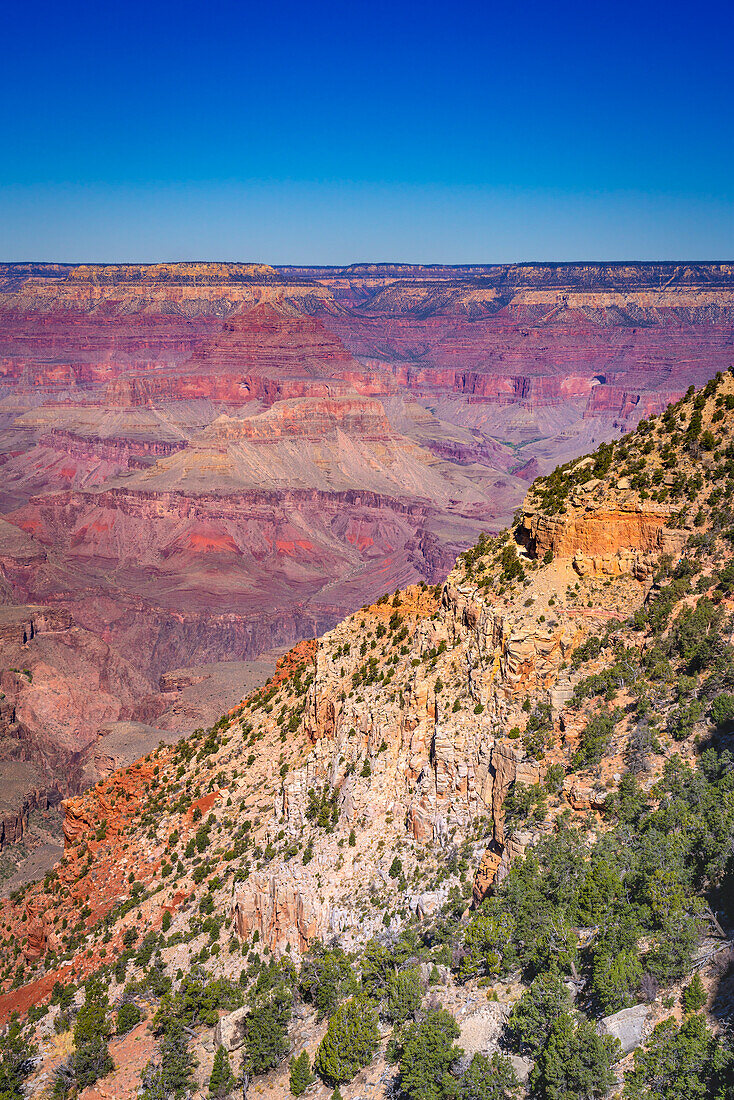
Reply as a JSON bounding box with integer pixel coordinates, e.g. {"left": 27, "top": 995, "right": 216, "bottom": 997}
{"left": 0, "top": 260, "right": 732, "bottom": 828}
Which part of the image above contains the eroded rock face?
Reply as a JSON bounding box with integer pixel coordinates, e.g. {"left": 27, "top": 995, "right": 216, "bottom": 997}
{"left": 233, "top": 873, "right": 326, "bottom": 953}
{"left": 0, "top": 261, "right": 728, "bottom": 828}
{"left": 442, "top": 582, "right": 582, "bottom": 706}
{"left": 519, "top": 505, "right": 670, "bottom": 561}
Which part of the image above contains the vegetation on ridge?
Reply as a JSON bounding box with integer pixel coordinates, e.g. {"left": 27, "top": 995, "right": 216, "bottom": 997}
{"left": 3, "top": 373, "right": 734, "bottom": 1098}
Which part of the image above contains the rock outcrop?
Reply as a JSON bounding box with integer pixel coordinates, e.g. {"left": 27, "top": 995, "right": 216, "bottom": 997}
{"left": 0, "top": 260, "right": 731, "bottom": 843}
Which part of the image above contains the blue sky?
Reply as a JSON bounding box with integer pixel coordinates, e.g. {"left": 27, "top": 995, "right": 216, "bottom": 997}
{"left": 1, "top": 0, "right": 732, "bottom": 262}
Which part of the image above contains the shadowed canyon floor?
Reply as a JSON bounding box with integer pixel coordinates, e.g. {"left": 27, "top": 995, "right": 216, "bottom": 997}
{"left": 0, "top": 261, "right": 732, "bottom": 826}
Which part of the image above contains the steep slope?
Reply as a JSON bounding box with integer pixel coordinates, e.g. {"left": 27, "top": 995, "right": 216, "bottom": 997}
{"left": 2, "top": 373, "right": 734, "bottom": 1098}
{"left": 0, "top": 389, "right": 523, "bottom": 826}
{"left": 0, "top": 259, "right": 732, "bottom": 929}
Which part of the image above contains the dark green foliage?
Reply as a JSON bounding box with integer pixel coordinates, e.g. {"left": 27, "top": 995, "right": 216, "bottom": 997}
{"left": 314, "top": 998, "right": 380, "bottom": 1085}
{"left": 72, "top": 975, "right": 114, "bottom": 1090}
{"left": 389, "top": 856, "right": 404, "bottom": 879}
{"left": 208, "top": 1046, "right": 236, "bottom": 1099}
{"left": 681, "top": 972, "right": 706, "bottom": 1014}
{"left": 530, "top": 1012, "right": 618, "bottom": 1100}
{"left": 153, "top": 1017, "right": 195, "bottom": 1099}
{"left": 461, "top": 904, "right": 516, "bottom": 979}
{"left": 396, "top": 1008, "right": 463, "bottom": 1100}
{"left": 665, "top": 598, "right": 729, "bottom": 675}
{"left": 523, "top": 704, "right": 554, "bottom": 759}
{"left": 306, "top": 785, "right": 339, "bottom": 829}
{"left": 667, "top": 699, "right": 703, "bottom": 741}
{"left": 710, "top": 693, "right": 734, "bottom": 728}
{"left": 299, "top": 943, "right": 357, "bottom": 1020}
{"left": 153, "top": 974, "right": 245, "bottom": 1032}
{"left": 135, "top": 931, "right": 159, "bottom": 968}
{"left": 590, "top": 948, "right": 643, "bottom": 1015}
{"left": 505, "top": 972, "right": 572, "bottom": 1057}
{"left": 116, "top": 1001, "right": 143, "bottom": 1034}
{"left": 242, "top": 984, "right": 293, "bottom": 1076}
{"left": 385, "top": 966, "right": 423, "bottom": 1024}
{"left": 570, "top": 634, "right": 603, "bottom": 669}
{"left": 0, "top": 1018, "right": 38, "bottom": 1100}
{"left": 623, "top": 1014, "right": 734, "bottom": 1100}
{"left": 504, "top": 782, "right": 547, "bottom": 827}
{"left": 360, "top": 939, "right": 396, "bottom": 999}
{"left": 289, "top": 1052, "right": 315, "bottom": 1096}
{"left": 571, "top": 706, "right": 620, "bottom": 770}
{"left": 458, "top": 1053, "right": 520, "bottom": 1100}
{"left": 461, "top": 745, "right": 734, "bottom": 995}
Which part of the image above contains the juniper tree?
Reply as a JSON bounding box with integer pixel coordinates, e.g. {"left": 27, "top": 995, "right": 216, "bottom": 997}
{"left": 208, "top": 1046, "right": 236, "bottom": 1099}
{"left": 289, "top": 1051, "right": 315, "bottom": 1096}
{"left": 314, "top": 997, "right": 379, "bottom": 1085}
{"left": 72, "top": 975, "right": 114, "bottom": 1090}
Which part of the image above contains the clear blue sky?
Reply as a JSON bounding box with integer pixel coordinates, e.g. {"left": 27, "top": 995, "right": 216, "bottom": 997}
{"left": 1, "top": 0, "right": 732, "bottom": 263}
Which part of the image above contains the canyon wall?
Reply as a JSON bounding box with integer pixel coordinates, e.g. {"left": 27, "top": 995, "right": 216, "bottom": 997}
{"left": 0, "top": 261, "right": 731, "bottom": 821}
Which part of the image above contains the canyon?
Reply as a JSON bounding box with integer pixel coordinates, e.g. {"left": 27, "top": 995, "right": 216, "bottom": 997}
{"left": 2, "top": 374, "right": 734, "bottom": 1100}
{"left": 0, "top": 261, "right": 732, "bottom": 830}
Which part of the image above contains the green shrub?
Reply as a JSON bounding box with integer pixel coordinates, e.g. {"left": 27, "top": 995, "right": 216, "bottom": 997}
{"left": 623, "top": 1013, "right": 734, "bottom": 1099}
{"left": 208, "top": 1045, "right": 236, "bottom": 1099}
{"left": 530, "top": 1012, "right": 618, "bottom": 1100}
{"left": 458, "top": 1052, "right": 520, "bottom": 1100}
{"left": 681, "top": 972, "right": 706, "bottom": 1014}
{"left": 243, "top": 985, "right": 293, "bottom": 1076}
{"left": 505, "top": 972, "right": 572, "bottom": 1057}
{"left": 299, "top": 943, "right": 357, "bottom": 1020}
{"left": 116, "top": 1001, "right": 142, "bottom": 1034}
{"left": 385, "top": 967, "right": 422, "bottom": 1025}
{"left": 314, "top": 998, "right": 379, "bottom": 1085}
{"left": 289, "top": 1052, "right": 315, "bottom": 1096}
{"left": 72, "top": 976, "right": 114, "bottom": 1090}
{"left": 397, "top": 1008, "right": 463, "bottom": 1100}
{"left": 710, "top": 693, "right": 734, "bottom": 728}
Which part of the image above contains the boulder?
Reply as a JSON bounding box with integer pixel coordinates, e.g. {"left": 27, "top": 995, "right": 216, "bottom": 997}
{"left": 214, "top": 1005, "right": 250, "bottom": 1051}
{"left": 458, "top": 1002, "right": 510, "bottom": 1057}
{"left": 509, "top": 1055, "right": 533, "bottom": 1083}
{"left": 598, "top": 1004, "right": 649, "bottom": 1055}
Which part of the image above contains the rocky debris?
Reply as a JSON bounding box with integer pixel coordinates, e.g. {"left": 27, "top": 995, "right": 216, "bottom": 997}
{"left": 564, "top": 779, "right": 609, "bottom": 812}
{"left": 406, "top": 888, "right": 449, "bottom": 918}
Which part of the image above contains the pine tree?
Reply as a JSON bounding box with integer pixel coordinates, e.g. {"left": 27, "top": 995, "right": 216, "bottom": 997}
{"left": 681, "top": 972, "right": 706, "bottom": 1014}
{"left": 531, "top": 1012, "right": 618, "bottom": 1100}
{"left": 458, "top": 1053, "right": 520, "bottom": 1100}
{"left": 208, "top": 1045, "right": 236, "bottom": 1099}
{"left": 159, "top": 1017, "right": 195, "bottom": 1098}
{"left": 289, "top": 1051, "right": 315, "bottom": 1096}
{"left": 624, "top": 1013, "right": 734, "bottom": 1100}
{"left": 397, "top": 1008, "right": 463, "bottom": 1100}
{"left": 242, "top": 984, "right": 293, "bottom": 1075}
{"left": 72, "top": 975, "right": 114, "bottom": 1090}
{"left": 386, "top": 967, "right": 423, "bottom": 1025}
{"left": 314, "top": 997, "right": 379, "bottom": 1085}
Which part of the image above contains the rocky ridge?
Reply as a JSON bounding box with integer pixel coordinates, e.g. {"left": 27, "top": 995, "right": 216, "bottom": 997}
{"left": 2, "top": 373, "right": 734, "bottom": 1097}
